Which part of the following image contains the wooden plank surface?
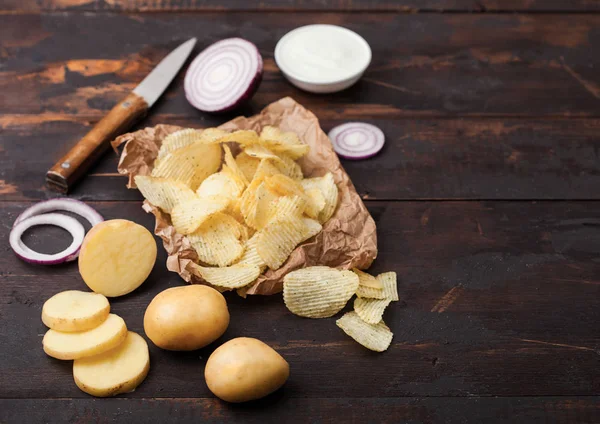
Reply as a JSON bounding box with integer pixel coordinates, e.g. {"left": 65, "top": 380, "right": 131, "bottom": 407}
{"left": 3, "top": 13, "right": 600, "bottom": 120}
{"left": 1, "top": 397, "right": 600, "bottom": 424}
{"left": 2, "top": 1, "right": 600, "bottom": 422}
{"left": 3, "top": 117, "right": 600, "bottom": 201}
{"left": 3, "top": 0, "right": 600, "bottom": 13}
{"left": 2, "top": 201, "right": 600, "bottom": 399}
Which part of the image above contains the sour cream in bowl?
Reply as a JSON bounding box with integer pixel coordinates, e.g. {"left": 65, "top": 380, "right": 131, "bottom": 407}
{"left": 275, "top": 24, "right": 372, "bottom": 94}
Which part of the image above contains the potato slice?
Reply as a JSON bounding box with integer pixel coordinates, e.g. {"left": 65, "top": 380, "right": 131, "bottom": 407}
{"left": 42, "top": 290, "right": 110, "bottom": 332}
{"left": 43, "top": 314, "right": 127, "bottom": 360}
{"left": 79, "top": 220, "right": 157, "bottom": 297}
{"left": 73, "top": 331, "right": 150, "bottom": 397}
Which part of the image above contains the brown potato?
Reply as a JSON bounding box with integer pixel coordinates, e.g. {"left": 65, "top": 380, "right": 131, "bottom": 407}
{"left": 143, "top": 285, "right": 229, "bottom": 351}
{"left": 205, "top": 337, "right": 289, "bottom": 403}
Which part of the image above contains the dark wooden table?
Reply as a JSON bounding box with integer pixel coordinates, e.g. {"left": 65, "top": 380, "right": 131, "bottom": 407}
{"left": 2, "top": 1, "right": 600, "bottom": 423}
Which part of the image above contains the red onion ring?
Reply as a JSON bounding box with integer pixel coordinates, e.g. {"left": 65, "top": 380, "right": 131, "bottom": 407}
{"left": 328, "top": 122, "right": 385, "bottom": 160}
{"left": 10, "top": 199, "right": 103, "bottom": 265}
{"left": 13, "top": 198, "right": 104, "bottom": 227}
{"left": 10, "top": 213, "right": 85, "bottom": 265}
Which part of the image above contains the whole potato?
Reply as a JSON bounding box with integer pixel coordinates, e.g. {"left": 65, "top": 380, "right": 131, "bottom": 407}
{"left": 144, "top": 285, "right": 229, "bottom": 351}
{"left": 205, "top": 337, "right": 289, "bottom": 403}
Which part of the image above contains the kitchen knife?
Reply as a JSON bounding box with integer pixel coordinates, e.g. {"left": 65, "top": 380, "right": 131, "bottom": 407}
{"left": 46, "top": 38, "right": 197, "bottom": 193}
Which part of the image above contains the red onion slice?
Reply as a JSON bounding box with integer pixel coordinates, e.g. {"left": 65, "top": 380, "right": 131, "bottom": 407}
{"left": 10, "top": 213, "right": 86, "bottom": 265}
{"left": 328, "top": 122, "right": 385, "bottom": 160}
{"left": 184, "top": 38, "right": 263, "bottom": 113}
{"left": 13, "top": 198, "right": 104, "bottom": 228}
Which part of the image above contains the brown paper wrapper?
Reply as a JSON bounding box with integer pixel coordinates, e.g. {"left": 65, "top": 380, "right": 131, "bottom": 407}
{"left": 112, "top": 97, "right": 377, "bottom": 295}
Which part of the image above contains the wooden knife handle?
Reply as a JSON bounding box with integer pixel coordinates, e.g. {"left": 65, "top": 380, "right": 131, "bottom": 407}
{"left": 46, "top": 92, "right": 148, "bottom": 193}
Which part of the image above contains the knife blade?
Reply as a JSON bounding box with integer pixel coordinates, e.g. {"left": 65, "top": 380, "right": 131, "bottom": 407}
{"left": 46, "top": 38, "right": 197, "bottom": 193}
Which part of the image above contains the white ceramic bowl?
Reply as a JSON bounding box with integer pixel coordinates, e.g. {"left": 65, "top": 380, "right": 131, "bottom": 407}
{"left": 275, "top": 24, "right": 372, "bottom": 94}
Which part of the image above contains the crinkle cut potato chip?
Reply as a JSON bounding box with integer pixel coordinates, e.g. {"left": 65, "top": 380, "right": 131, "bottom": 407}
{"left": 353, "top": 268, "right": 382, "bottom": 289}
{"left": 354, "top": 297, "right": 392, "bottom": 325}
{"left": 235, "top": 152, "right": 260, "bottom": 182}
{"left": 235, "top": 233, "right": 266, "bottom": 269}
{"left": 191, "top": 263, "right": 261, "bottom": 289}
{"left": 259, "top": 126, "right": 309, "bottom": 160}
{"left": 170, "top": 196, "right": 229, "bottom": 235}
{"left": 336, "top": 311, "right": 393, "bottom": 352}
{"left": 134, "top": 176, "right": 197, "bottom": 213}
{"left": 269, "top": 196, "right": 306, "bottom": 222}
{"left": 241, "top": 182, "right": 280, "bottom": 230}
{"left": 356, "top": 284, "right": 386, "bottom": 299}
{"left": 187, "top": 213, "right": 248, "bottom": 267}
{"left": 283, "top": 266, "right": 359, "bottom": 318}
{"left": 151, "top": 141, "right": 222, "bottom": 190}
{"left": 157, "top": 128, "right": 203, "bottom": 161}
{"left": 257, "top": 216, "right": 322, "bottom": 270}
{"left": 300, "top": 173, "right": 339, "bottom": 223}
{"left": 377, "top": 272, "right": 399, "bottom": 301}
{"left": 244, "top": 145, "right": 303, "bottom": 180}
{"left": 196, "top": 171, "right": 244, "bottom": 200}
{"left": 215, "top": 130, "right": 260, "bottom": 146}
{"left": 222, "top": 145, "right": 250, "bottom": 185}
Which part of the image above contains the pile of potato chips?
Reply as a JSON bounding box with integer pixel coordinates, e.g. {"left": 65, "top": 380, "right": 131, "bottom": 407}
{"left": 134, "top": 125, "right": 397, "bottom": 353}
{"left": 134, "top": 126, "right": 338, "bottom": 292}
{"left": 283, "top": 266, "right": 398, "bottom": 352}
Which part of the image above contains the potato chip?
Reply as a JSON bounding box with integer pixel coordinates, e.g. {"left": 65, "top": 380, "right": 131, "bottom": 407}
{"left": 243, "top": 145, "right": 302, "bottom": 180}
{"left": 151, "top": 142, "right": 222, "bottom": 190}
{"left": 157, "top": 128, "right": 202, "bottom": 161}
{"left": 356, "top": 284, "right": 386, "bottom": 300}
{"left": 222, "top": 145, "right": 250, "bottom": 185}
{"left": 336, "top": 311, "right": 393, "bottom": 352}
{"left": 269, "top": 195, "right": 306, "bottom": 222}
{"left": 187, "top": 213, "right": 247, "bottom": 266}
{"left": 134, "top": 176, "right": 197, "bottom": 213}
{"left": 259, "top": 126, "right": 310, "bottom": 160}
{"left": 300, "top": 173, "right": 339, "bottom": 223}
{"left": 260, "top": 126, "right": 301, "bottom": 146}
{"left": 264, "top": 174, "right": 305, "bottom": 197}
{"left": 377, "top": 271, "right": 399, "bottom": 301}
{"left": 235, "top": 152, "right": 260, "bottom": 182}
{"left": 354, "top": 297, "right": 392, "bottom": 324}
{"left": 304, "top": 188, "right": 326, "bottom": 218}
{"left": 191, "top": 263, "right": 260, "bottom": 289}
{"left": 196, "top": 171, "right": 244, "bottom": 200}
{"left": 283, "top": 266, "right": 359, "bottom": 318}
{"left": 240, "top": 182, "right": 280, "bottom": 230}
{"left": 235, "top": 233, "right": 266, "bottom": 269}
{"left": 215, "top": 130, "right": 260, "bottom": 146}
{"left": 252, "top": 159, "right": 282, "bottom": 182}
{"left": 274, "top": 152, "right": 303, "bottom": 180}
{"left": 256, "top": 216, "right": 322, "bottom": 270}
{"left": 170, "top": 196, "right": 229, "bottom": 235}
{"left": 353, "top": 268, "right": 386, "bottom": 299}
{"left": 197, "top": 128, "right": 229, "bottom": 143}
{"left": 353, "top": 269, "right": 383, "bottom": 289}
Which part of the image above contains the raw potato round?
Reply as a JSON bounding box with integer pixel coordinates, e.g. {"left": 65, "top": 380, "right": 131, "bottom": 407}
{"left": 73, "top": 331, "right": 150, "bottom": 397}
{"left": 42, "top": 290, "right": 110, "bottom": 332}
{"left": 43, "top": 314, "right": 127, "bottom": 360}
{"left": 144, "top": 285, "right": 229, "bottom": 351}
{"left": 205, "top": 337, "right": 289, "bottom": 403}
{"left": 79, "top": 220, "right": 157, "bottom": 297}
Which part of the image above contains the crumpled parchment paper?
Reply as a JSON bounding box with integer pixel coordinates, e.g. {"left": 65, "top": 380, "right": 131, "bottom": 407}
{"left": 111, "top": 97, "right": 377, "bottom": 295}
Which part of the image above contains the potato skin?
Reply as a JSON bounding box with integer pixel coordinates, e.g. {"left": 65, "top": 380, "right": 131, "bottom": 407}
{"left": 205, "top": 337, "right": 290, "bottom": 403}
{"left": 143, "top": 285, "right": 229, "bottom": 351}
